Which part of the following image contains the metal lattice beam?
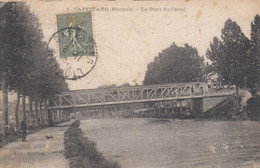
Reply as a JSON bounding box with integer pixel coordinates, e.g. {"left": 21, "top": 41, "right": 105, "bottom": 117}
{"left": 48, "top": 82, "right": 235, "bottom": 109}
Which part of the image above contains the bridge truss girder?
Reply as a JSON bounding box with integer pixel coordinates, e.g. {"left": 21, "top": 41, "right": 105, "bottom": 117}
{"left": 49, "top": 82, "right": 208, "bottom": 109}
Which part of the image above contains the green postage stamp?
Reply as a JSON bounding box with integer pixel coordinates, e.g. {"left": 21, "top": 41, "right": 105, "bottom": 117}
{"left": 56, "top": 12, "right": 95, "bottom": 58}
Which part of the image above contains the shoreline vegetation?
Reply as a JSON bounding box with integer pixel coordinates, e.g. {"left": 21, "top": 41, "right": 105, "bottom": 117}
{"left": 64, "top": 120, "right": 121, "bottom": 168}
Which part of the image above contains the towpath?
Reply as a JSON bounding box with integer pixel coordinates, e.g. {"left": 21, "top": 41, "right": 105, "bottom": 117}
{"left": 0, "top": 121, "right": 73, "bottom": 168}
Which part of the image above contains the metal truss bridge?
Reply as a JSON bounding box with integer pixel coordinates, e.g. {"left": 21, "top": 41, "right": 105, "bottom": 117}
{"left": 48, "top": 82, "right": 235, "bottom": 109}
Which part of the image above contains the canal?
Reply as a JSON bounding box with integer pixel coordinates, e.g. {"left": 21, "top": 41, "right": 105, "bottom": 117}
{"left": 80, "top": 118, "right": 260, "bottom": 168}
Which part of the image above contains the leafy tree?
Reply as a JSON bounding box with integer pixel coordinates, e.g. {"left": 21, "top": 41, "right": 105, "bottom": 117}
{"left": 206, "top": 19, "right": 251, "bottom": 92}
{"left": 143, "top": 43, "right": 204, "bottom": 85}
{"left": 0, "top": 2, "right": 68, "bottom": 132}
{"left": 0, "top": 2, "right": 47, "bottom": 129}
{"left": 9, "top": 3, "right": 44, "bottom": 128}
{"left": 249, "top": 15, "right": 260, "bottom": 96}
{"left": 0, "top": 2, "right": 22, "bottom": 134}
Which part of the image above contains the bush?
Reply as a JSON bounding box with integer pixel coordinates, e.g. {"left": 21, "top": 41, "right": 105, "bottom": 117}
{"left": 247, "top": 96, "right": 260, "bottom": 120}
{"left": 64, "top": 120, "right": 121, "bottom": 168}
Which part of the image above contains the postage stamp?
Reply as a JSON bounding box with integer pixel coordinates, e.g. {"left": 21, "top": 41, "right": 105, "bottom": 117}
{"left": 47, "top": 12, "right": 98, "bottom": 80}
{"left": 56, "top": 12, "right": 95, "bottom": 58}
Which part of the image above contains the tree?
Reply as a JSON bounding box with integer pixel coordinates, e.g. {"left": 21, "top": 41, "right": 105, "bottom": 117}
{"left": 0, "top": 2, "right": 68, "bottom": 132}
{"left": 249, "top": 15, "right": 260, "bottom": 96}
{"left": 0, "top": 2, "right": 21, "bottom": 135}
{"left": 143, "top": 43, "right": 204, "bottom": 85}
{"left": 7, "top": 3, "right": 42, "bottom": 129}
{"left": 206, "top": 19, "right": 251, "bottom": 92}
{"left": 0, "top": 2, "right": 46, "bottom": 130}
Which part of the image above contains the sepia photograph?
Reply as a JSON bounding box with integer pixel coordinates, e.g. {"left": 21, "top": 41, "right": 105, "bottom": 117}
{"left": 0, "top": 0, "right": 259, "bottom": 167}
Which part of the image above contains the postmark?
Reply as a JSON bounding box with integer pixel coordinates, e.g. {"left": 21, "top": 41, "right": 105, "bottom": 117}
{"left": 47, "top": 12, "right": 98, "bottom": 80}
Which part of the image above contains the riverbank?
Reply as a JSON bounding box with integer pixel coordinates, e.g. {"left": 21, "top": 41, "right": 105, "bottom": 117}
{"left": 0, "top": 121, "right": 72, "bottom": 168}
{"left": 0, "top": 125, "right": 46, "bottom": 148}
{"left": 0, "top": 120, "right": 71, "bottom": 149}
{"left": 64, "top": 120, "right": 120, "bottom": 168}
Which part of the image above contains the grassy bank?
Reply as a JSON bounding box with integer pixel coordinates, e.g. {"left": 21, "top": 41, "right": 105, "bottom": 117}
{"left": 64, "top": 120, "right": 121, "bottom": 168}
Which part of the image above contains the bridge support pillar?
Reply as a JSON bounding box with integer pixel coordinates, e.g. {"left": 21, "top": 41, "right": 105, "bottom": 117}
{"left": 60, "top": 110, "right": 64, "bottom": 122}
{"left": 179, "top": 100, "right": 183, "bottom": 113}
{"left": 65, "top": 110, "right": 68, "bottom": 121}
{"left": 54, "top": 110, "right": 58, "bottom": 124}
{"left": 158, "top": 102, "right": 161, "bottom": 113}
{"left": 189, "top": 99, "right": 194, "bottom": 112}
{"left": 39, "top": 102, "right": 43, "bottom": 127}
{"left": 192, "top": 98, "right": 204, "bottom": 113}
{"left": 43, "top": 101, "right": 47, "bottom": 127}
{"left": 47, "top": 109, "right": 54, "bottom": 127}
{"left": 68, "top": 110, "right": 71, "bottom": 121}
{"left": 56, "top": 110, "right": 58, "bottom": 123}
{"left": 63, "top": 110, "right": 70, "bottom": 121}
{"left": 66, "top": 110, "right": 69, "bottom": 121}
{"left": 61, "top": 110, "right": 63, "bottom": 122}
{"left": 172, "top": 101, "right": 176, "bottom": 114}
{"left": 63, "top": 110, "right": 66, "bottom": 122}
{"left": 36, "top": 102, "right": 40, "bottom": 127}
{"left": 73, "top": 111, "right": 76, "bottom": 119}
{"left": 56, "top": 110, "right": 59, "bottom": 123}
{"left": 59, "top": 110, "right": 62, "bottom": 123}
{"left": 201, "top": 96, "right": 228, "bottom": 113}
{"left": 52, "top": 111, "right": 55, "bottom": 124}
{"left": 64, "top": 110, "right": 67, "bottom": 121}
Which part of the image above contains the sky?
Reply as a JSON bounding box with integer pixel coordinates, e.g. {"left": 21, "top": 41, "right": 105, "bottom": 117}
{"left": 27, "top": 0, "right": 260, "bottom": 90}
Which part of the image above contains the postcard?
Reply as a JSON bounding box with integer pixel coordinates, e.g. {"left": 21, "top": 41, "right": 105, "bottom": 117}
{"left": 0, "top": 0, "right": 259, "bottom": 168}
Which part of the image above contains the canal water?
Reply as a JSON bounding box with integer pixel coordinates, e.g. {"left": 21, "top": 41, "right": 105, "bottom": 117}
{"left": 80, "top": 118, "right": 260, "bottom": 168}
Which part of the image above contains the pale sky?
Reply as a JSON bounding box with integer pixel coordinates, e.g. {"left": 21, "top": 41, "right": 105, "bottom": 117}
{"left": 27, "top": 0, "right": 260, "bottom": 90}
